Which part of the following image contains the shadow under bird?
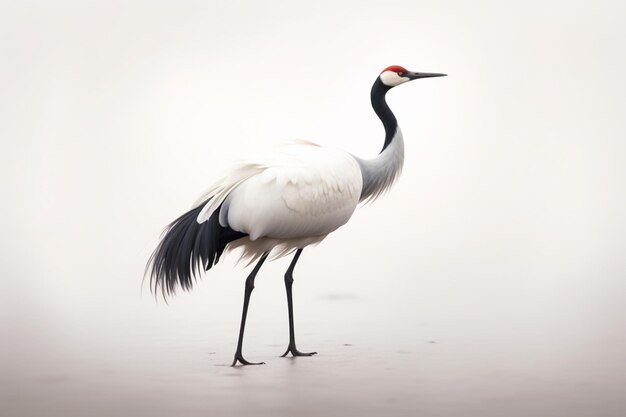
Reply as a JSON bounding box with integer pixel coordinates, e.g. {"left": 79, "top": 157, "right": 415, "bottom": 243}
{"left": 146, "top": 65, "right": 446, "bottom": 366}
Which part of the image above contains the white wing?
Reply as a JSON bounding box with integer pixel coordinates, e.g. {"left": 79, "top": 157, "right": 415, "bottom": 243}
{"left": 198, "top": 141, "right": 363, "bottom": 241}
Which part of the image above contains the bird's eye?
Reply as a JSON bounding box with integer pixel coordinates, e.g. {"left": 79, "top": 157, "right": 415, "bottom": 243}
{"left": 397, "top": 71, "right": 404, "bottom": 76}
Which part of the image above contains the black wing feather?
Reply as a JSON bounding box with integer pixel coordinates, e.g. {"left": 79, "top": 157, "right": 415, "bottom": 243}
{"left": 146, "top": 199, "right": 247, "bottom": 298}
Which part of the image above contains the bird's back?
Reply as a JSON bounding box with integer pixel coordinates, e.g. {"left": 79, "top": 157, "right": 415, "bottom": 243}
{"left": 218, "top": 141, "right": 363, "bottom": 241}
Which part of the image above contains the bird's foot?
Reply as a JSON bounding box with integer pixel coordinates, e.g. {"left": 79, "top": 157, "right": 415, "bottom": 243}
{"left": 281, "top": 345, "right": 317, "bottom": 357}
{"left": 231, "top": 352, "right": 265, "bottom": 367}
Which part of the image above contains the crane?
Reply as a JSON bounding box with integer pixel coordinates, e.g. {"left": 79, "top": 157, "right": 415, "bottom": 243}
{"left": 146, "top": 65, "right": 446, "bottom": 366}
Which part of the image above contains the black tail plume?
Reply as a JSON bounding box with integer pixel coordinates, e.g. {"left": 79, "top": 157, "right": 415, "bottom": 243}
{"left": 146, "top": 200, "right": 246, "bottom": 298}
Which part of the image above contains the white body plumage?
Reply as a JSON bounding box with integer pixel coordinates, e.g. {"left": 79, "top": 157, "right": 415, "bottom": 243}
{"left": 194, "top": 131, "right": 403, "bottom": 263}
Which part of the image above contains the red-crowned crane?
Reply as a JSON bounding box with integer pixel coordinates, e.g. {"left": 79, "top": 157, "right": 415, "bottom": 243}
{"left": 147, "top": 65, "right": 446, "bottom": 366}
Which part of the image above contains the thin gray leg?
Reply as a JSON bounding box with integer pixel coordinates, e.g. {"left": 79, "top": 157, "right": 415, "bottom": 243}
{"left": 281, "top": 249, "right": 317, "bottom": 357}
{"left": 231, "top": 252, "right": 269, "bottom": 366}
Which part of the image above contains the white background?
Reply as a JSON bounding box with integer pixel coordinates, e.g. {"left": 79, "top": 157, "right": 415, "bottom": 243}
{"left": 2, "top": 1, "right": 625, "bottom": 416}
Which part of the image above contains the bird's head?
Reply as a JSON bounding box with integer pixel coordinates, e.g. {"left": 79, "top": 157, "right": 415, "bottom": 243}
{"left": 379, "top": 65, "right": 447, "bottom": 88}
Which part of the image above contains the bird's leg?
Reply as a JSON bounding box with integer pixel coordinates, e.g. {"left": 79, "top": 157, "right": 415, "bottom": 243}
{"left": 281, "top": 249, "right": 317, "bottom": 358}
{"left": 231, "top": 252, "right": 269, "bottom": 367}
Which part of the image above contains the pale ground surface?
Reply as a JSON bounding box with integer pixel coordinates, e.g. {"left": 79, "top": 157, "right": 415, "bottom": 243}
{"left": 2, "top": 284, "right": 626, "bottom": 417}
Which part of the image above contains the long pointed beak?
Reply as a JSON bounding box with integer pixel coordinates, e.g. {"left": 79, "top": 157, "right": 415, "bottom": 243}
{"left": 407, "top": 72, "right": 447, "bottom": 80}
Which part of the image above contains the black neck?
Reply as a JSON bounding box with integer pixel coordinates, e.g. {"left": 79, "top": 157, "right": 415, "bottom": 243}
{"left": 370, "top": 78, "right": 397, "bottom": 152}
